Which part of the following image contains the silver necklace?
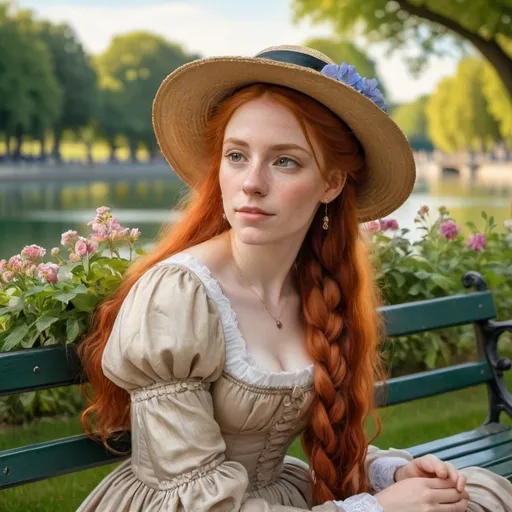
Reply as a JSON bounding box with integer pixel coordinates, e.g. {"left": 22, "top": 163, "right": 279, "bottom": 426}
{"left": 229, "top": 239, "right": 291, "bottom": 329}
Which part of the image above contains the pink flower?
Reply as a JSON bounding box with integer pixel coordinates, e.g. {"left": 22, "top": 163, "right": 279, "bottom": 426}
{"left": 129, "top": 228, "right": 141, "bottom": 243}
{"left": 22, "top": 263, "right": 36, "bottom": 278}
{"left": 8, "top": 255, "right": 24, "bottom": 273}
{"left": 51, "top": 247, "right": 60, "bottom": 258}
{"left": 379, "top": 218, "right": 399, "bottom": 231}
{"left": 75, "top": 237, "right": 98, "bottom": 256}
{"left": 38, "top": 263, "right": 59, "bottom": 284}
{"left": 0, "top": 259, "right": 6, "bottom": 272}
{"left": 364, "top": 220, "right": 380, "bottom": 233}
{"left": 21, "top": 244, "right": 46, "bottom": 262}
{"left": 2, "top": 271, "right": 14, "bottom": 282}
{"left": 418, "top": 205, "right": 429, "bottom": 217}
{"left": 95, "top": 206, "right": 111, "bottom": 217}
{"left": 75, "top": 238, "right": 88, "bottom": 257}
{"left": 69, "top": 252, "right": 81, "bottom": 263}
{"left": 61, "top": 230, "right": 79, "bottom": 247}
{"left": 439, "top": 220, "right": 460, "bottom": 241}
{"left": 87, "top": 206, "right": 129, "bottom": 243}
{"left": 467, "top": 233, "right": 487, "bottom": 252}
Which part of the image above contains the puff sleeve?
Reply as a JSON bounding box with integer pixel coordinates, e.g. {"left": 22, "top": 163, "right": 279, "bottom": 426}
{"left": 101, "top": 263, "right": 387, "bottom": 512}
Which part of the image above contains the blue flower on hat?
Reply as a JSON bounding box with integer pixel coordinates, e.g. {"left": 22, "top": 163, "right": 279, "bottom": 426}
{"left": 321, "top": 62, "right": 387, "bottom": 112}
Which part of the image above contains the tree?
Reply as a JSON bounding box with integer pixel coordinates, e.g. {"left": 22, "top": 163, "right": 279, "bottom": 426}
{"left": 95, "top": 32, "right": 199, "bottom": 162}
{"left": 304, "top": 37, "right": 387, "bottom": 98}
{"left": 32, "top": 21, "right": 98, "bottom": 162}
{"left": 426, "top": 58, "right": 501, "bottom": 153}
{"left": 391, "top": 96, "right": 433, "bottom": 151}
{"left": 482, "top": 39, "right": 512, "bottom": 148}
{"left": 0, "top": 5, "right": 61, "bottom": 160}
{"left": 293, "top": 0, "right": 512, "bottom": 98}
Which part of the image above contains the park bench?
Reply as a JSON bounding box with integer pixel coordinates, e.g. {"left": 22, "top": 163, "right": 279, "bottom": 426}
{"left": 1, "top": 270, "right": 511, "bottom": 491}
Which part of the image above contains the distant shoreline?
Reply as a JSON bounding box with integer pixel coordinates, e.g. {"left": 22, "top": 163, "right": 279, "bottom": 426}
{"left": 0, "top": 162, "right": 181, "bottom": 184}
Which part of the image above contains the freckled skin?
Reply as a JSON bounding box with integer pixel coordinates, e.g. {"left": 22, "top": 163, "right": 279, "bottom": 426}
{"left": 219, "top": 96, "right": 334, "bottom": 248}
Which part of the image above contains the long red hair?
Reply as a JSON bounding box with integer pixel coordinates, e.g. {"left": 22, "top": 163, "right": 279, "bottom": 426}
{"left": 78, "top": 84, "right": 386, "bottom": 503}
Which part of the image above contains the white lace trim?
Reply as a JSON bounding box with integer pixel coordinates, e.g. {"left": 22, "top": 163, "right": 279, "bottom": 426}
{"left": 334, "top": 493, "right": 384, "bottom": 512}
{"left": 368, "top": 456, "right": 409, "bottom": 493}
{"left": 161, "top": 252, "right": 314, "bottom": 389}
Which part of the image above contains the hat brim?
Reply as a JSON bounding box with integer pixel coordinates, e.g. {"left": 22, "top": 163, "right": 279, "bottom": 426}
{"left": 152, "top": 56, "right": 416, "bottom": 222}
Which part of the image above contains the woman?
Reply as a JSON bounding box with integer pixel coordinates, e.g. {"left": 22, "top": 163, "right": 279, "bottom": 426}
{"left": 77, "top": 46, "right": 512, "bottom": 511}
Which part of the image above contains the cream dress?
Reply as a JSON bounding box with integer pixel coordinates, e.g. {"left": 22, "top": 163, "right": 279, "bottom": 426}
{"left": 77, "top": 253, "right": 512, "bottom": 512}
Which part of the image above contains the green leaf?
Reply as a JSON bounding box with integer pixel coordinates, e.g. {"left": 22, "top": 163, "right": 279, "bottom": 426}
{"left": 391, "top": 272, "right": 406, "bottom": 288}
{"left": 414, "top": 271, "right": 431, "bottom": 280}
{"left": 2, "top": 324, "right": 30, "bottom": 351}
{"left": 466, "top": 221, "right": 477, "bottom": 232}
{"left": 0, "top": 297, "right": 25, "bottom": 316}
{"left": 71, "top": 293, "right": 98, "bottom": 313}
{"left": 35, "top": 315, "right": 59, "bottom": 333}
{"left": 481, "top": 211, "right": 488, "bottom": 220}
{"left": 431, "top": 274, "right": 453, "bottom": 291}
{"left": 425, "top": 345, "right": 437, "bottom": 369}
{"left": 135, "top": 248, "right": 147, "bottom": 256}
{"left": 53, "top": 292, "right": 76, "bottom": 304}
{"left": 19, "top": 392, "right": 36, "bottom": 408}
{"left": 66, "top": 317, "right": 80, "bottom": 343}
{"left": 408, "top": 282, "right": 423, "bottom": 296}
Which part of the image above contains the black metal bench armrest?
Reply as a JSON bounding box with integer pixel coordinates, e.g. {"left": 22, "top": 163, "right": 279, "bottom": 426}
{"left": 482, "top": 319, "right": 512, "bottom": 422}
{"left": 463, "top": 271, "right": 512, "bottom": 422}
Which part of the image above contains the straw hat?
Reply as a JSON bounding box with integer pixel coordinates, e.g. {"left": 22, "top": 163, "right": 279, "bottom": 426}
{"left": 152, "top": 45, "right": 416, "bottom": 222}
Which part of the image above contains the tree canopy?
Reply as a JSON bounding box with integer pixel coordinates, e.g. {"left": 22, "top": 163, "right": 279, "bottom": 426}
{"left": 293, "top": 0, "right": 512, "bottom": 97}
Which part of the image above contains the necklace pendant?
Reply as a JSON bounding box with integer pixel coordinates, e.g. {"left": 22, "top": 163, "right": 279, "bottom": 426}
{"left": 276, "top": 320, "right": 283, "bottom": 329}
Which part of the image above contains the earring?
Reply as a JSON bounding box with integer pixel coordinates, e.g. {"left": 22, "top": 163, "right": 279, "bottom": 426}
{"left": 322, "top": 203, "right": 329, "bottom": 230}
{"left": 222, "top": 213, "right": 227, "bottom": 220}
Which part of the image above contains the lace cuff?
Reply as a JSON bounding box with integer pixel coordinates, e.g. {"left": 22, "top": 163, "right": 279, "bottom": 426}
{"left": 333, "top": 493, "right": 384, "bottom": 512}
{"left": 368, "top": 456, "right": 410, "bottom": 493}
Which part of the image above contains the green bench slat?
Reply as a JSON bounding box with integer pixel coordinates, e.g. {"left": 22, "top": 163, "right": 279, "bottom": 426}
{"left": 432, "top": 429, "right": 512, "bottom": 462}
{"left": 407, "top": 423, "right": 510, "bottom": 458}
{"left": 377, "top": 362, "right": 493, "bottom": 406}
{"left": 0, "top": 345, "right": 82, "bottom": 397}
{"left": 449, "top": 442, "right": 512, "bottom": 470}
{"left": 380, "top": 291, "right": 496, "bottom": 337}
{"left": 0, "top": 433, "right": 130, "bottom": 490}
{"left": 480, "top": 452, "right": 512, "bottom": 470}
{"left": 484, "top": 457, "right": 512, "bottom": 479}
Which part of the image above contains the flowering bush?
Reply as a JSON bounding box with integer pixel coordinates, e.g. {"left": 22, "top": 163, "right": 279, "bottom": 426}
{"left": 0, "top": 206, "right": 145, "bottom": 423}
{"left": 0, "top": 206, "right": 144, "bottom": 353}
{"left": 367, "top": 206, "right": 512, "bottom": 374}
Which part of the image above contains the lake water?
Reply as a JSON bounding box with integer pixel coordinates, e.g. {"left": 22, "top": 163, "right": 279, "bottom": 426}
{"left": 0, "top": 175, "right": 510, "bottom": 260}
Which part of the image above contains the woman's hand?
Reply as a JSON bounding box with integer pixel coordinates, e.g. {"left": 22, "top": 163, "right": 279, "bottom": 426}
{"left": 394, "top": 455, "right": 467, "bottom": 492}
{"left": 375, "top": 477, "right": 469, "bottom": 512}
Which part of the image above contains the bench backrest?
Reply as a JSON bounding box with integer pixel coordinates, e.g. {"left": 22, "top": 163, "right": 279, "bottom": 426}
{"left": 0, "top": 289, "right": 497, "bottom": 489}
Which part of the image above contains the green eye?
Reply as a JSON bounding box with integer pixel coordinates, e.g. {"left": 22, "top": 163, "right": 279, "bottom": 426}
{"left": 228, "top": 152, "right": 245, "bottom": 163}
{"left": 275, "top": 157, "right": 298, "bottom": 168}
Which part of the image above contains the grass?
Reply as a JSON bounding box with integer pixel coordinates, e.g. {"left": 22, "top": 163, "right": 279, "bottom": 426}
{"left": 1, "top": 373, "right": 512, "bottom": 511}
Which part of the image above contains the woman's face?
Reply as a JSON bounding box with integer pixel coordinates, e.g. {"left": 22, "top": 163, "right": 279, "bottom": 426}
{"left": 219, "top": 96, "right": 342, "bottom": 246}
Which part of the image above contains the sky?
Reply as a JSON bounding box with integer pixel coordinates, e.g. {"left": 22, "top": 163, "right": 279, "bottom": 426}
{"left": 18, "top": 0, "right": 461, "bottom": 104}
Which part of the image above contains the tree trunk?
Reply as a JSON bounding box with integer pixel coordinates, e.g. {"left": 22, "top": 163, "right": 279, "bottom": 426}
{"left": 129, "top": 139, "right": 138, "bottom": 163}
{"left": 4, "top": 133, "right": 11, "bottom": 159}
{"left": 13, "top": 127, "right": 23, "bottom": 161}
{"left": 85, "top": 142, "right": 94, "bottom": 166}
{"left": 52, "top": 128, "right": 62, "bottom": 164}
{"left": 39, "top": 137, "right": 46, "bottom": 161}
{"left": 398, "top": 0, "right": 512, "bottom": 98}
{"left": 108, "top": 140, "right": 117, "bottom": 163}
